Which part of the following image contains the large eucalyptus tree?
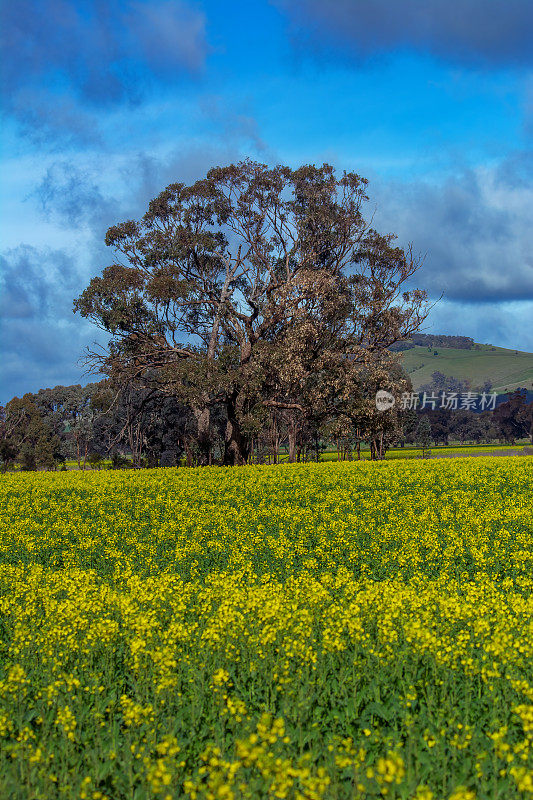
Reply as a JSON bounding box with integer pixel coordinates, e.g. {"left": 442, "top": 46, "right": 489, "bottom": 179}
{"left": 75, "top": 160, "right": 429, "bottom": 464}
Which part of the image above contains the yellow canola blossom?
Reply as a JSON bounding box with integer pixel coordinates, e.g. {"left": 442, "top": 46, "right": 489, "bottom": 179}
{"left": 0, "top": 457, "right": 531, "bottom": 799}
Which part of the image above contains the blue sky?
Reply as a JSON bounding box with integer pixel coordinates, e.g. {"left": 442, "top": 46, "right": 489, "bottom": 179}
{"left": 1, "top": 0, "right": 532, "bottom": 402}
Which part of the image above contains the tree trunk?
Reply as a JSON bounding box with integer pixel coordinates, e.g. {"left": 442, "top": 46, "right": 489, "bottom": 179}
{"left": 288, "top": 417, "right": 297, "bottom": 463}
{"left": 184, "top": 439, "right": 194, "bottom": 467}
{"left": 270, "top": 417, "right": 280, "bottom": 464}
{"left": 193, "top": 406, "right": 211, "bottom": 466}
{"left": 223, "top": 393, "right": 250, "bottom": 466}
{"left": 128, "top": 420, "right": 142, "bottom": 467}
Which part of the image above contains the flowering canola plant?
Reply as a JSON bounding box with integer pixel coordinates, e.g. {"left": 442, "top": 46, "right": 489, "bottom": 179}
{"left": 0, "top": 457, "right": 532, "bottom": 799}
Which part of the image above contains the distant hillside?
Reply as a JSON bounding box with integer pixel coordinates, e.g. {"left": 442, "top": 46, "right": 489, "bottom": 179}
{"left": 400, "top": 342, "right": 533, "bottom": 393}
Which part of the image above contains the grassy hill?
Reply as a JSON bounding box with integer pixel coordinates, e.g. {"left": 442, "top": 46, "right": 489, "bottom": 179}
{"left": 400, "top": 342, "right": 533, "bottom": 393}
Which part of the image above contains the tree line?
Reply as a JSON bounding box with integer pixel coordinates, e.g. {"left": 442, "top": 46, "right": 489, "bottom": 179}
{"left": 1, "top": 381, "right": 531, "bottom": 472}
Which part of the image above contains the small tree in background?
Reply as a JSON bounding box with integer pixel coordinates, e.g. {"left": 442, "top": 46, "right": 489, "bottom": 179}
{"left": 493, "top": 389, "right": 529, "bottom": 444}
{"left": 416, "top": 415, "right": 432, "bottom": 459}
{"left": 1, "top": 395, "right": 61, "bottom": 471}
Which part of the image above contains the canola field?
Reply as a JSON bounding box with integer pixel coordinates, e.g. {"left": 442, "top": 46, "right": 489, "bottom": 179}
{"left": 0, "top": 458, "right": 532, "bottom": 800}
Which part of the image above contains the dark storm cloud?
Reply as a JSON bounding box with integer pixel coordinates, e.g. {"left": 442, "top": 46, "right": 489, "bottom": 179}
{"left": 125, "top": 1, "right": 207, "bottom": 74}
{"left": 493, "top": 148, "right": 533, "bottom": 189}
{"left": 0, "top": 0, "right": 208, "bottom": 142}
{"left": 274, "top": 0, "right": 533, "bottom": 67}
{"left": 33, "top": 162, "right": 117, "bottom": 232}
{"left": 371, "top": 153, "right": 533, "bottom": 303}
{"left": 0, "top": 245, "right": 106, "bottom": 402}
{"left": 0, "top": 246, "right": 81, "bottom": 321}
{"left": 9, "top": 92, "right": 104, "bottom": 148}
{"left": 0, "top": 316, "right": 103, "bottom": 404}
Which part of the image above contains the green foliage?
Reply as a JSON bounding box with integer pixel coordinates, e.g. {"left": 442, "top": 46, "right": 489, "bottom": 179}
{"left": 1, "top": 395, "right": 61, "bottom": 471}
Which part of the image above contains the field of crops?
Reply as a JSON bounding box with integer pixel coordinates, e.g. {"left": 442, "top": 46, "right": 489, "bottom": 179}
{"left": 0, "top": 459, "right": 532, "bottom": 800}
